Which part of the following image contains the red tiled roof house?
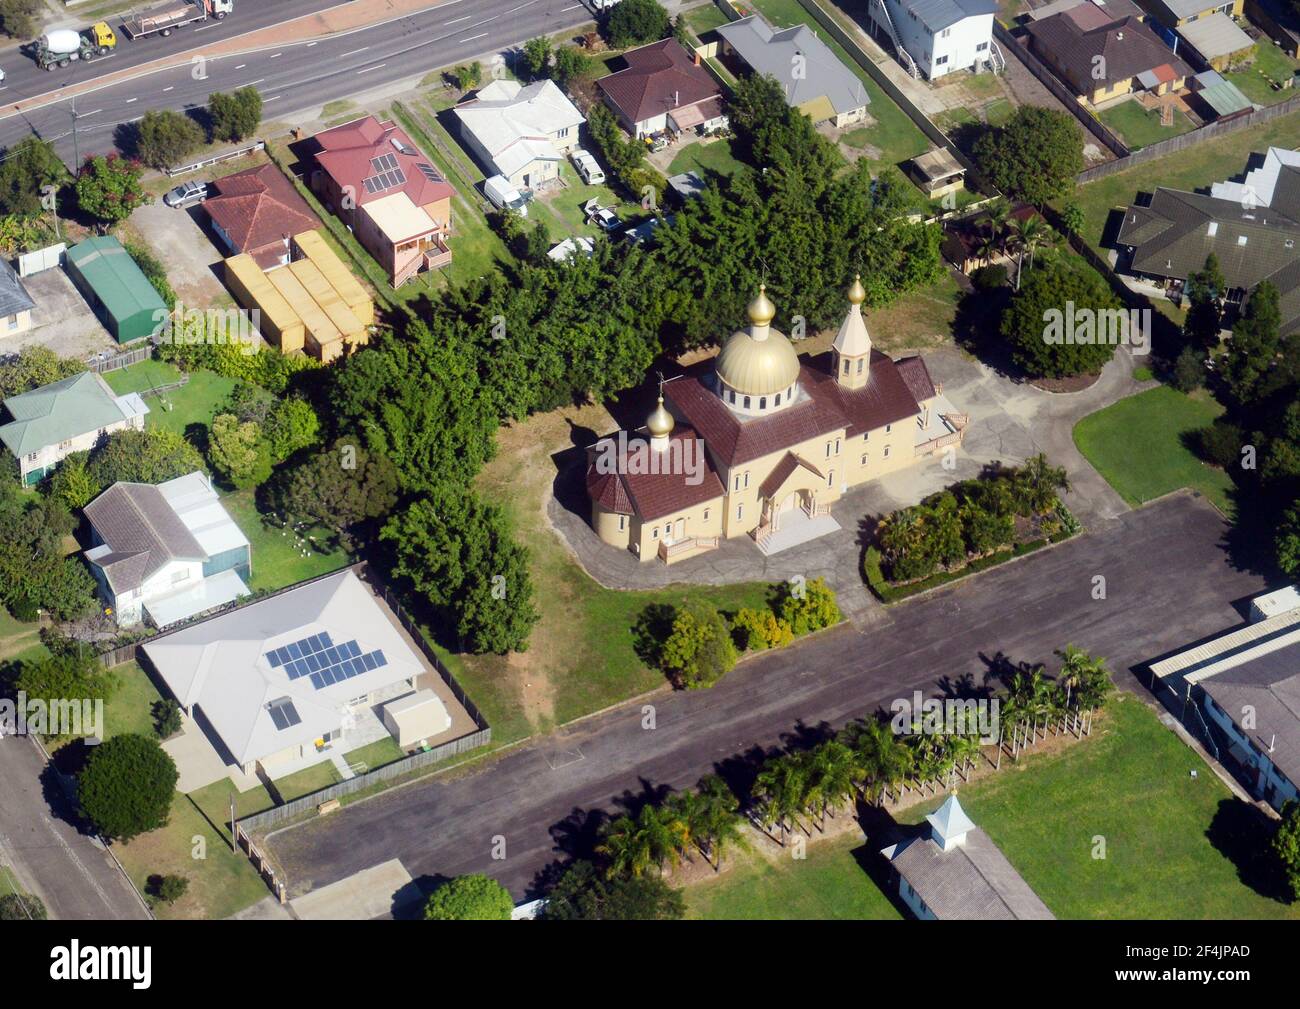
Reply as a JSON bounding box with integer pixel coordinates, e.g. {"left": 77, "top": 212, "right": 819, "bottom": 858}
{"left": 304, "top": 115, "right": 455, "bottom": 287}
{"left": 596, "top": 38, "right": 728, "bottom": 139}
{"left": 205, "top": 163, "right": 321, "bottom": 270}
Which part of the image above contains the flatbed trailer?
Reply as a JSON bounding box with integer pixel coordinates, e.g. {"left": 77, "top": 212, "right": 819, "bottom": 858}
{"left": 121, "top": 0, "right": 232, "bottom": 40}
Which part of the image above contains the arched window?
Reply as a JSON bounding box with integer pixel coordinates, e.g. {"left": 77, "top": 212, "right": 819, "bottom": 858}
{"left": 759, "top": 397, "right": 767, "bottom": 410}
{"left": 775, "top": 392, "right": 782, "bottom": 406}
{"left": 743, "top": 396, "right": 751, "bottom": 409}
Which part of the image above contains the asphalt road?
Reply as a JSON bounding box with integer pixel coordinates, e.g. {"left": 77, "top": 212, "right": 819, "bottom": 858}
{"left": 267, "top": 493, "right": 1270, "bottom": 901}
{"left": 0, "top": 0, "right": 596, "bottom": 160}
{"left": 0, "top": 735, "right": 149, "bottom": 919}
{"left": 0, "top": 0, "right": 338, "bottom": 107}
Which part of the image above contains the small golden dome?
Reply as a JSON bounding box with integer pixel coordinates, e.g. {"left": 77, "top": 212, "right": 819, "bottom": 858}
{"left": 847, "top": 273, "right": 866, "bottom": 306}
{"left": 646, "top": 395, "right": 674, "bottom": 438}
{"left": 747, "top": 284, "right": 777, "bottom": 327}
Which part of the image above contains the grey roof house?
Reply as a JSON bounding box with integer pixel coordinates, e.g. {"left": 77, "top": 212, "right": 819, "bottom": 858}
{"left": 881, "top": 794, "right": 1056, "bottom": 919}
{"left": 0, "top": 257, "right": 36, "bottom": 340}
{"left": 0, "top": 371, "right": 148, "bottom": 486}
{"left": 716, "top": 15, "right": 870, "bottom": 125}
{"left": 84, "top": 471, "right": 251, "bottom": 628}
{"left": 1115, "top": 146, "right": 1300, "bottom": 334}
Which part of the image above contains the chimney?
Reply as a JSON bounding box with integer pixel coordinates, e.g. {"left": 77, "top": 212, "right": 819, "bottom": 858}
{"left": 694, "top": 51, "right": 701, "bottom": 66}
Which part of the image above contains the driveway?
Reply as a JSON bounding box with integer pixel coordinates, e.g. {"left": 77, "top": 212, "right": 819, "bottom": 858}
{"left": 549, "top": 344, "right": 1143, "bottom": 618}
{"left": 267, "top": 493, "right": 1266, "bottom": 901}
{"left": 129, "top": 200, "right": 227, "bottom": 309}
{"left": 0, "top": 268, "right": 116, "bottom": 360}
{"left": 0, "top": 735, "right": 150, "bottom": 920}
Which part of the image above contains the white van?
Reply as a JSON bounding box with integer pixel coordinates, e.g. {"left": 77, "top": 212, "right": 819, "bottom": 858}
{"left": 484, "top": 174, "right": 528, "bottom": 217}
{"left": 570, "top": 149, "right": 606, "bottom": 186}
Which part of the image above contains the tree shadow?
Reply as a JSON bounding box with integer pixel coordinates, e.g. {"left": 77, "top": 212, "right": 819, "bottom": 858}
{"left": 631, "top": 601, "right": 676, "bottom": 669}
{"left": 1204, "top": 797, "right": 1292, "bottom": 904}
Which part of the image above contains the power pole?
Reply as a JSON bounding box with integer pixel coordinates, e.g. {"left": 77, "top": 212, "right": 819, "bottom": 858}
{"left": 69, "top": 94, "right": 81, "bottom": 171}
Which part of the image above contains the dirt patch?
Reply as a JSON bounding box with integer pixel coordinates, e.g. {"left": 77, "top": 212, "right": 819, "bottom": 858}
{"left": 1029, "top": 371, "right": 1102, "bottom": 393}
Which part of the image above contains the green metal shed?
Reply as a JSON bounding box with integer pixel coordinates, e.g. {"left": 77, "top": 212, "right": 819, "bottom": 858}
{"left": 65, "top": 236, "right": 168, "bottom": 344}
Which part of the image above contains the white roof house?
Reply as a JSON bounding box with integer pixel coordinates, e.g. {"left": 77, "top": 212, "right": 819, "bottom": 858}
{"left": 141, "top": 569, "right": 425, "bottom": 771}
{"left": 1210, "top": 146, "right": 1300, "bottom": 210}
{"left": 453, "top": 79, "right": 584, "bottom": 189}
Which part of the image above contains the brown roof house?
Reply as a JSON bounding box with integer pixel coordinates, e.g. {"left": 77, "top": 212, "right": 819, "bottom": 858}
{"left": 204, "top": 163, "right": 321, "bottom": 270}
{"left": 585, "top": 277, "right": 968, "bottom": 563}
{"left": 303, "top": 115, "right": 455, "bottom": 287}
{"left": 1025, "top": 8, "right": 1191, "bottom": 104}
{"left": 881, "top": 795, "right": 1056, "bottom": 920}
{"left": 596, "top": 37, "right": 728, "bottom": 139}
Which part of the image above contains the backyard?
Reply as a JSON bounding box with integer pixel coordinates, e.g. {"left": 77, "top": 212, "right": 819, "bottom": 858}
{"left": 1073, "top": 384, "right": 1233, "bottom": 514}
{"left": 1224, "top": 43, "right": 1300, "bottom": 107}
{"left": 687, "top": 697, "right": 1300, "bottom": 918}
{"left": 1098, "top": 99, "right": 1198, "bottom": 151}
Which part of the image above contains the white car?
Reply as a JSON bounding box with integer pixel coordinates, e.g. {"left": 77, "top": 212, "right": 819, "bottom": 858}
{"left": 163, "top": 180, "right": 209, "bottom": 209}
{"left": 570, "top": 149, "right": 605, "bottom": 186}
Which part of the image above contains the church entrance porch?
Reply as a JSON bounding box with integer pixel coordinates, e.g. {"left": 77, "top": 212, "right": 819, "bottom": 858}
{"left": 753, "top": 505, "right": 841, "bottom": 556}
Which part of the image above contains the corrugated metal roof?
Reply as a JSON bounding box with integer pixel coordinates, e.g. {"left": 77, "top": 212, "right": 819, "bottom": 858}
{"left": 898, "top": 0, "right": 999, "bottom": 32}
{"left": 66, "top": 236, "right": 167, "bottom": 328}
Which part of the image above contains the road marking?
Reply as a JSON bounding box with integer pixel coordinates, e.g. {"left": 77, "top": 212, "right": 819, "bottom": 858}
{"left": 234, "top": 63, "right": 246, "bottom": 69}
{"left": 163, "top": 85, "right": 173, "bottom": 91}
{"left": 356, "top": 63, "right": 387, "bottom": 74}
{"left": 270, "top": 52, "right": 282, "bottom": 59}
{"left": 505, "top": 0, "right": 539, "bottom": 12}
{"left": 560, "top": 3, "right": 581, "bottom": 9}
{"left": 306, "top": 41, "right": 317, "bottom": 47}
{"left": 265, "top": 95, "right": 281, "bottom": 102}
{"left": 339, "top": 47, "right": 370, "bottom": 58}
{"left": 459, "top": 32, "right": 488, "bottom": 43}
{"left": 125, "top": 97, "right": 137, "bottom": 103}
{"left": 79, "top": 108, "right": 103, "bottom": 117}
{"left": 444, "top": 15, "right": 471, "bottom": 24}
{"left": 242, "top": 79, "right": 265, "bottom": 87}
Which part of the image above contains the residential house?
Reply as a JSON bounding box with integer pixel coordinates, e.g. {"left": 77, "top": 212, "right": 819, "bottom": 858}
{"left": 0, "top": 257, "right": 35, "bottom": 340}
{"left": 908, "top": 147, "right": 967, "bottom": 199}
{"left": 864, "top": 0, "right": 1002, "bottom": 80}
{"left": 881, "top": 795, "right": 1056, "bottom": 919}
{"left": 453, "top": 78, "right": 584, "bottom": 190}
{"left": 1151, "top": 588, "right": 1300, "bottom": 812}
{"left": 1025, "top": 8, "right": 1192, "bottom": 104}
{"left": 304, "top": 116, "right": 455, "bottom": 287}
{"left": 204, "top": 162, "right": 322, "bottom": 270}
{"left": 1137, "top": 0, "right": 1244, "bottom": 27}
{"left": 586, "top": 277, "right": 967, "bottom": 563}
{"left": 1115, "top": 146, "right": 1300, "bottom": 334}
{"left": 139, "top": 568, "right": 470, "bottom": 778}
{"left": 1175, "top": 12, "right": 1256, "bottom": 70}
{"left": 0, "top": 372, "right": 148, "bottom": 486}
{"left": 715, "top": 15, "right": 870, "bottom": 125}
{"left": 83, "top": 471, "right": 251, "bottom": 628}
{"left": 595, "top": 37, "right": 728, "bottom": 139}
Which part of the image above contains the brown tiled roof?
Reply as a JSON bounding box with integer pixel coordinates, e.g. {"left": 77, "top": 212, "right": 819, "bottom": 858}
{"left": 205, "top": 163, "right": 321, "bottom": 270}
{"left": 84, "top": 482, "right": 208, "bottom": 594}
{"left": 759, "top": 451, "right": 824, "bottom": 498}
{"left": 585, "top": 427, "right": 725, "bottom": 521}
{"left": 1025, "top": 14, "right": 1191, "bottom": 94}
{"left": 596, "top": 38, "right": 721, "bottom": 125}
{"left": 805, "top": 352, "right": 923, "bottom": 439}
{"left": 895, "top": 356, "right": 937, "bottom": 404}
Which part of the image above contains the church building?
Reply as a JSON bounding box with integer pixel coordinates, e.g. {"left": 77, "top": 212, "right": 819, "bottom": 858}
{"left": 585, "top": 278, "right": 967, "bottom": 563}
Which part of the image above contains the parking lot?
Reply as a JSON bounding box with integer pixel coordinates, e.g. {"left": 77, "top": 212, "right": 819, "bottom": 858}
{"left": 128, "top": 200, "right": 229, "bottom": 309}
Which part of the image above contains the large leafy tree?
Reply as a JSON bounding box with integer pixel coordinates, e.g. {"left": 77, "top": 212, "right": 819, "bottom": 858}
{"left": 381, "top": 489, "right": 539, "bottom": 654}
{"left": 136, "top": 109, "right": 204, "bottom": 171}
{"left": 1001, "top": 259, "right": 1121, "bottom": 377}
{"left": 972, "top": 106, "right": 1083, "bottom": 207}
{"left": 605, "top": 0, "right": 671, "bottom": 48}
{"left": 1182, "top": 254, "right": 1226, "bottom": 351}
{"left": 541, "top": 860, "right": 685, "bottom": 919}
{"left": 87, "top": 428, "right": 205, "bottom": 487}
{"left": 1274, "top": 800, "right": 1300, "bottom": 901}
{"left": 0, "top": 346, "right": 84, "bottom": 397}
{"left": 207, "top": 87, "right": 263, "bottom": 143}
{"left": 1221, "top": 281, "right": 1282, "bottom": 407}
{"left": 658, "top": 603, "right": 737, "bottom": 689}
{"left": 423, "top": 874, "right": 513, "bottom": 920}
{"left": 0, "top": 485, "right": 97, "bottom": 620}
{"left": 272, "top": 437, "right": 398, "bottom": 546}
{"left": 0, "top": 136, "right": 66, "bottom": 217}
{"left": 75, "top": 154, "right": 149, "bottom": 228}
{"left": 207, "top": 413, "right": 271, "bottom": 489}
{"left": 11, "top": 653, "right": 120, "bottom": 742}
{"left": 78, "top": 734, "right": 178, "bottom": 842}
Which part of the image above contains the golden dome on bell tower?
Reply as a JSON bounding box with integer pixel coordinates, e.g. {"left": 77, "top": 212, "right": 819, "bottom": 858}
{"left": 747, "top": 284, "right": 777, "bottom": 326}
{"left": 646, "top": 394, "right": 674, "bottom": 439}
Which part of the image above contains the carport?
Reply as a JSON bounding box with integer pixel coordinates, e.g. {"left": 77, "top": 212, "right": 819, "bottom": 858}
{"left": 65, "top": 236, "right": 167, "bottom": 344}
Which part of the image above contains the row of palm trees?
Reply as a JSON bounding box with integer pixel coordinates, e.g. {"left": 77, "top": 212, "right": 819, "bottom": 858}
{"left": 594, "top": 647, "right": 1114, "bottom": 878}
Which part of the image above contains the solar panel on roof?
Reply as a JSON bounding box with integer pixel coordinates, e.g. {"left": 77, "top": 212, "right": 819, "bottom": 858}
{"left": 310, "top": 672, "right": 326, "bottom": 689}
{"left": 267, "top": 698, "right": 302, "bottom": 731}
{"left": 416, "top": 163, "right": 443, "bottom": 183}
{"left": 371, "top": 153, "right": 399, "bottom": 172}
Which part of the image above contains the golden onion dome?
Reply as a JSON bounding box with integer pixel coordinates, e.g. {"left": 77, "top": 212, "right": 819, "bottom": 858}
{"left": 847, "top": 273, "right": 866, "bottom": 306}
{"left": 747, "top": 284, "right": 777, "bottom": 326}
{"left": 716, "top": 327, "right": 801, "bottom": 397}
{"left": 646, "top": 395, "right": 674, "bottom": 438}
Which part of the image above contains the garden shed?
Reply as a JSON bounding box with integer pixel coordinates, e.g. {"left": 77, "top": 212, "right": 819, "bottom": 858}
{"left": 65, "top": 236, "right": 168, "bottom": 344}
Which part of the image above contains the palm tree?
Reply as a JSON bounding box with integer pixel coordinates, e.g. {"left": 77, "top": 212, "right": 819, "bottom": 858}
{"left": 846, "top": 718, "right": 913, "bottom": 805}
{"left": 1057, "top": 644, "right": 1113, "bottom": 710}
{"left": 983, "top": 201, "right": 1010, "bottom": 255}
{"left": 1014, "top": 454, "right": 1070, "bottom": 516}
{"left": 596, "top": 803, "right": 689, "bottom": 878}
{"left": 810, "top": 740, "right": 857, "bottom": 825}
{"left": 753, "top": 754, "right": 811, "bottom": 843}
{"left": 694, "top": 775, "right": 743, "bottom": 870}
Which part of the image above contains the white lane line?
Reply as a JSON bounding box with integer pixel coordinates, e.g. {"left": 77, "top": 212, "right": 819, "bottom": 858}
{"left": 163, "top": 85, "right": 173, "bottom": 91}
{"left": 504, "top": 0, "right": 539, "bottom": 12}
{"left": 306, "top": 41, "right": 317, "bottom": 47}
{"left": 265, "top": 95, "right": 281, "bottom": 102}
{"left": 234, "top": 63, "right": 246, "bottom": 69}
{"left": 560, "top": 3, "right": 581, "bottom": 9}
{"left": 459, "top": 32, "right": 488, "bottom": 43}
{"left": 79, "top": 108, "right": 103, "bottom": 117}
{"left": 356, "top": 63, "right": 387, "bottom": 74}
{"left": 444, "top": 15, "right": 470, "bottom": 24}
{"left": 339, "top": 47, "right": 370, "bottom": 58}
{"left": 270, "top": 52, "right": 282, "bottom": 59}
{"left": 242, "top": 79, "right": 265, "bottom": 87}
{"left": 194, "top": 22, "right": 219, "bottom": 31}
{"left": 125, "top": 97, "right": 137, "bottom": 103}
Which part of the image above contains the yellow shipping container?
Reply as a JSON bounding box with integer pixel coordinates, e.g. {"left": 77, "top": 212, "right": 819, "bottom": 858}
{"left": 294, "top": 230, "right": 374, "bottom": 327}
{"left": 224, "top": 254, "right": 304, "bottom": 354}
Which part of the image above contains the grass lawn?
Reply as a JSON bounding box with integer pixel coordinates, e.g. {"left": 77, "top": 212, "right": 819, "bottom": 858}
{"left": 270, "top": 760, "right": 342, "bottom": 802}
{"left": 1098, "top": 100, "right": 1197, "bottom": 151}
{"left": 0, "top": 864, "right": 17, "bottom": 899}
{"left": 105, "top": 362, "right": 237, "bottom": 440}
{"left": 1067, "top": 107, "right": 1300, "bottom": 255}
{"left": 747, "top": 0, "right": 932, "bottom": 172}
{"left": 1073, "top": 385, "right": 1233, "bottom": 514}
{"left": 686, "top": 830, "right": 904, "bottom": 919}
{"left": 900, "top": 697, "right": 1300, "bottom": 918}
{"left": 532, "top": 163, "right": 648, "bottom": 242}
{"left": 101, "top": 661, "right": 165, "bottom": 741}
{"left": 188, "top": 779, "right": 275, "bottom": 843}
{"left": 684, "top": 4, "right": 730, "bottom": 34}
{"left": 116, "top": 792, "right": 268, "bottom": 919}
{"left": 343, "top": 736, "right": 404, "bottom": 772}
{"left": 0, "top": 607, "right": 43, "bottom": 663}
{"left": 982, "top": 97, "right": 1015, "bottom": 126}
{"left": 1224, "top": 44, "right": 1300, "bottom": 107}
{"left": 219, "top": 488, "right": 350, "bottom": 593}
{"left": 666, "top": 136, "right": 747, "bottom": 179}
{"left": 858, "top": 270, "right": 963, "bottom": 352}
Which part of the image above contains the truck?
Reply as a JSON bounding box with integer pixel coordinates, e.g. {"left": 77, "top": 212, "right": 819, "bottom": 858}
{"left": 34, "top": 24, "right": 117, "bottom": 71}
{"left": 122, "top": 0, "right": 233, "bottom": 40}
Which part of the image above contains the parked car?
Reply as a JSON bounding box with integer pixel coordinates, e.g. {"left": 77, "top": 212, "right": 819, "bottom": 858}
{"left": 484, "top": 174, "right": 529, "bottom": 217}
{"left": 570, "top": 148, "right": 605, "bottom": 186}
{"left": 583, "top": 198, "right": 621, "bottom": 232}
{"left": 163, "top": 179, "right": 209, "bottom": 208}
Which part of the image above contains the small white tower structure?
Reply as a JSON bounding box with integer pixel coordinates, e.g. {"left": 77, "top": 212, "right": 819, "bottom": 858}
{"left": 926, "top": 794, "right": 977, "bottom": 852}
{"left": 646, "top": 392, "right": 674, "bottom": 453}
{"left": 832, "top": 274, "right": 872, "bottom": 391}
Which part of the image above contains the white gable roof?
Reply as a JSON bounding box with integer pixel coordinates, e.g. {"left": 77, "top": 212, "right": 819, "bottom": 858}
{"left": 454, "top": 79, "right": 584, "bottom": 178}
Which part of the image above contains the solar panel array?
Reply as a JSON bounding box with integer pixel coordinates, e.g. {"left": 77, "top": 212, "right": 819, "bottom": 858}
{"left": 266, "top": 632, "right": 388, "bottom": 691}
{"left": 371, "top": 153, "right": 399, "bottom": 172}
{"left": 362, "top": 167, "right": 407, "bottom": 194}
{"left": 267, "top": 697, "right": 302, "bottom": 731}
{"left": 416, "top": 162, "right": 444, "bottom": 183}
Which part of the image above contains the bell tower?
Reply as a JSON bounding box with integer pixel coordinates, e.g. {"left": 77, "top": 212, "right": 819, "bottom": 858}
{"left": 831, "top": 274, "right": 871, "bottom": 391}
